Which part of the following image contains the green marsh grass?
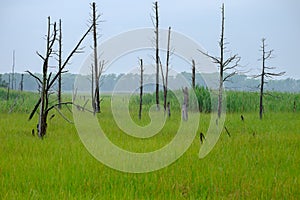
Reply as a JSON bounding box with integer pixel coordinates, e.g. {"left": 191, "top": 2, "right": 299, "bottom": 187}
{"left": 0, "top": 89, "right": 299, "bottom": 199}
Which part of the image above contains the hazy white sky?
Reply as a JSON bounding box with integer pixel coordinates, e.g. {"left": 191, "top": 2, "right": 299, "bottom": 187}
{"left": 0, "top": 0, "right": 300, "bottom": 78}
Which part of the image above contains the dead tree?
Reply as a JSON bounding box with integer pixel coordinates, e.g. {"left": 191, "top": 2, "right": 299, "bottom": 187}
{"left": 159, "top": 59, "right": 165, "bottom": 108}
{"left": 27, "top": 16, "right": 92, "bottom": 138}
{"left": 139, "top": 59, "right": 144, "bottom": 120}
{"left": 199, "top": 3, "right": 240, "bottom": 118}
{"left": 90, "top": 63, "right": 94, "bottom": 111}
{"left": 255, "top": 38, "right": 285, "bottom": 119}
{"left": 167, "top": 101, "right": 171, "bottom": 117}
{"left": 182, "top": 87, "right": 189, "bottom": 121}
{"left": 19, "top": 74, "right": 24, "bottom": 91}
{"left": 152, "top": 1, "right": 160, "bottom": 110}
{"left": 91, "top": 2, "right": 102, "bottom": 113}
{"left": 192, "top": 59, "right": 196, "bottom": 89}
{"left": 163, "top": 27, "right": 171, "bottom": 111}
{"left": 95, "top": 59, "right": 105, "bottom": 111}
{"left": 35, "top": 17, "right": 57, "bottom": 138}
{"left": 159, "top": 27, "right": 171, "bottom": 112}
{"left": 57, "top": 19, "right": 63, "bottom": 109}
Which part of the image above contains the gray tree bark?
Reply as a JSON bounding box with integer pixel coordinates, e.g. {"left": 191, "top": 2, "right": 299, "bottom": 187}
{"left": 58, "top": 19, "right": 62, "bottom": 109}
{"left": 154, "top": 1, "right": 160, "bottom": 110}
{"left": 38, "top": 17, "right": 55, "bottom": 138}
{"left": 163, "top": 26, "right": 171, "bottom": 111}
{"left": 92, "top": 2, "right": 101, "bottom": 113}
{"left": 192, "top": 59, "right": 196, "bottom": 89}
{"left": 20, "top": 74, "right": 24, "bottom": 91}
{"left": 259, "top": 39, "right": 266, "bottom": 120}
{"left": 6, "top": 74, "right": 10, "bottom": 101}
{"left": 139, "top": 59, "right": 143, "bottom": 120}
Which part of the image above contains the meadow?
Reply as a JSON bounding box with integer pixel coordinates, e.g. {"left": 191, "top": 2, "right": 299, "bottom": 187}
{"left": 0, "top": 88, "right": 300, "bottom": 199}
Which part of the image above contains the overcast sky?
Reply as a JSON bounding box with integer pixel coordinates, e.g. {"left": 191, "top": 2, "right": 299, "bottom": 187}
{"left": 1, "top": 0, "right": 300, "bottom": 79}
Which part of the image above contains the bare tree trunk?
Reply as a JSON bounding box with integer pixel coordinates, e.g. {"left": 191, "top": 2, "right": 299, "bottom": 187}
{"left": 294, "top": 100, "right": 296, "bottom": 112}
{"left": 7, "top": 74, "right": 10, "bottom": 101}
{"left": 199, "top": 3, "right": 240, "bottom": 120}
{"left": 167, "top": 101, "right": 171, "bottom": 117}
{"left": 139, "top": 59, "right": 143, "bottom": 120}
{"left": 199, "top": 4, "right": 240, "bottom": 119}
{"left": 91, "top": 64, "right": 95, "bottom": 111}
{"left": 218, "top": 79, "right": 223, "bottom": 118}
{"left": 20, "top": 74, "right": 24, "bottom": 91}
{"left": 38, "top": 17, "right": 53, "bottom": 138}
{"left": 257, "top": 38, "right": 285, "bottom": 119}
{"left": 163, "top": 26, "right": 171, "bottom": 111}
{"left": 192, "top": 59, "right": 196, "bottom": 89}
{"left": 259, "top": 39, "right": 265, "bottom": 120}
{"left": 218, "top": 3, "right": 225, "bottom": 119}
{"left": 154, "top": 1, "right": 160, "bottom": 110}
{"left": 159, "top": 59, "right": 165, "bottom": 109}
{"left": 58, "top": 19, "right": 62, "bottom": 109}
{"left": 92, "top": 2, "right": 100, "bottom": 113}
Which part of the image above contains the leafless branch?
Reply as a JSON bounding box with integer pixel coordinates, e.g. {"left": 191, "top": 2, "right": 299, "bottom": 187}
{"left": 28, "top": 98, "right": 41, "bottom": 120}
{"left": 46, "top": 101, "right": 73, "bottom": 113}
{"left": 47, "top": 24, "right": 93, "bottom": 90}
{"left": 198, "top": 49, "right": 221, "bottom": 65}
{"left": 265, "top": 71, "right": 285, "bottom": 77}
{"left": 26, "top": 70, "right": 42, "bottom": 85}
{"left": 159, "top": 58, "right": 165, "bottom": 88}
{"left": 223, "top": 71, "right": 237, "bottom": 82}
{"left": 54, "top": 106, "right": 73, "bottom": 124}
{"left": 36, "top": 51, "right": 45, "bottom": 61}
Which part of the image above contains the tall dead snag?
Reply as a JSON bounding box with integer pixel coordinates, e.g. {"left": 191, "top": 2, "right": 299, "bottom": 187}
{"left": 91, "top": 2, "right": 102, "bottom": 113}
{"left": 37, "top": 17, "right": 57, "bottom": 138}
{"left": 57, "top": 19, "right": 63, "bottom": 109}
{"left": 139, "top": 59, "right": 144, "bottom": 120}
{"left": 192, "top": 59, "right": 196, "bottom": 89}
{"left": 159, "top": 27, "right": 171, "bottom": 112}
{"left": 256, "top": 38, "right": 285, "bottom": 119}
{"left": 153, "top": 1, "right": 160, "bottom": 110}
{"left": 159, "top": 59, "right": 165, "bottom": 109}
{"left": 199, "top": 3, "right": 240, "bottom": 118}
{"left": 162, "top": 26, "right": 171, "bottom": 111}
{"left": 90, "top": 63, "right": 94, "bottom": 111}
{"left": 27, "top": 16, "right": 92, "bottom": 138}
{"left": 19, "top": 74, "right": 24, "bottom": 91}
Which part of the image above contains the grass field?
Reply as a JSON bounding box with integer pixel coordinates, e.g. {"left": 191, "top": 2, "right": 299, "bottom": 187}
{"left": 0, "top": 89, "right": 300, "bottom": 199}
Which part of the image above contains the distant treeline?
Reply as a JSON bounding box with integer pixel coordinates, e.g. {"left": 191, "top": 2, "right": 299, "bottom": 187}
{"left": 1, "top": 87, "right": 299, "bottom": 113}
{"left": 1, "top": 72, "right": 300, "bottom": 93}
